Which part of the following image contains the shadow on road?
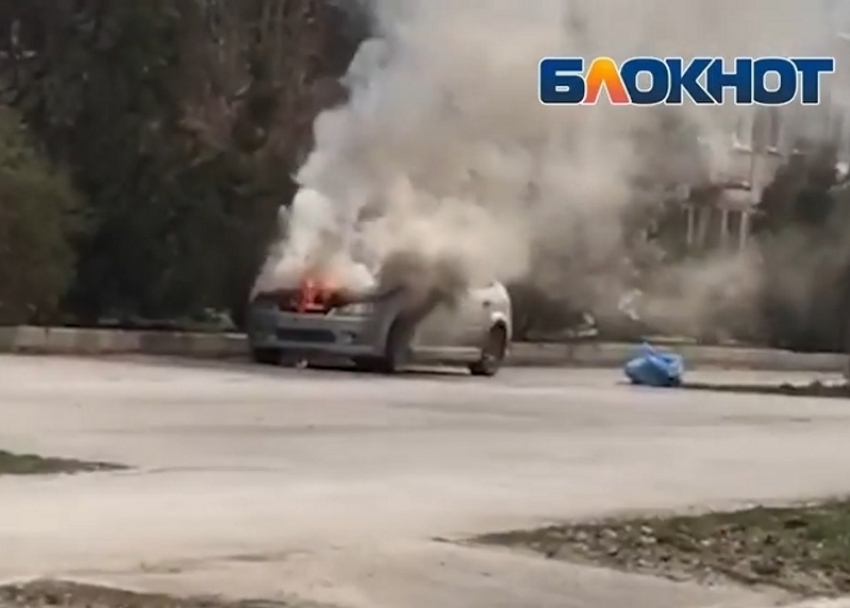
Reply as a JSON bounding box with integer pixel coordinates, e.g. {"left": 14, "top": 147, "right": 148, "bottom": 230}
{"left": 90, "top": 354, "right": 472, "bottom": 381}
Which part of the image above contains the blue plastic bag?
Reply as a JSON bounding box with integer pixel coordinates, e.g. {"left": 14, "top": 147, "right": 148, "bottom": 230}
{"left": 624, "top": 342, "right": 684, "bottom": 387}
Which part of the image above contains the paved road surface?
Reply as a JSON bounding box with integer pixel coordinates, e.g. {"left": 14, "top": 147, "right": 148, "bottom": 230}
{"left": 1, "top": 356, "right": 849, "bottom": 608}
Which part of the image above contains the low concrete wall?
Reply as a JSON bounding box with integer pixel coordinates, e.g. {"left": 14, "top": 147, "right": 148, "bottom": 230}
{"left": 0, "top": 326, "right": 847, "bottom": 372}
{"left": 0, "top": 326, "right": 246, "bottom": 358}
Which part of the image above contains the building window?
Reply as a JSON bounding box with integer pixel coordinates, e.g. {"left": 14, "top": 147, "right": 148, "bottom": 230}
{"left": 749, "top": 107, "right": 782, "bottom": 153}
{"left": 728, "top": 210, "right": 743, "bottom": 247}
{"left": 828, "top": 105, "right": 850, "bottom": 155}
{"left": 733, "top": 114, "right": 753, "bottom": 150}
{"left": 767, "top": 107, "right": 782, "bottom": 152}
{"left": 839, "top": 107, "right": 850, "bottom": 160}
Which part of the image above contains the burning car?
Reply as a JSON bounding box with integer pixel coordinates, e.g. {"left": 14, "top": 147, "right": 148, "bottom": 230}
{"left": 246, "top": 271, "right": 512, "bottom": 375}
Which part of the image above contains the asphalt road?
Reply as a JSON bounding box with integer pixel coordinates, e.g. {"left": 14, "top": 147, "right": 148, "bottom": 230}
{"left": 1, "top": 355, "right": 850, "bottom": 608}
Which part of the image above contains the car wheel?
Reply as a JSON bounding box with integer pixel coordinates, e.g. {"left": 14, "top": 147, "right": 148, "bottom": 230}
{"left": 377, "top": 317, "right": 413, "bottom": 373}
{"left": 469, "top": 325, "right": 507, "bottom": 377}
{"left": 252, "top": 347, "right": 281, "bottom": 366}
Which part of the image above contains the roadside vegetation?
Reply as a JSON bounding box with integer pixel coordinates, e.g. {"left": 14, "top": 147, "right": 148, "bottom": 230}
{"left": 0, "top": 106, "right": 80, "bottom": 325}
{"left": 0, "top": 580, "right": 297, "bottom": 608}
{"left": 476, "top": 499, "right": 850, "bottom": 597}
{"left": 0, "top": 450, "right": 124, "bottom": 475}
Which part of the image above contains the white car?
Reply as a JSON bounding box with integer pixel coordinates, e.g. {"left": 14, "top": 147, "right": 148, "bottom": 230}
{"left": 247, "top": 281, "right": 512, "bottom": 375}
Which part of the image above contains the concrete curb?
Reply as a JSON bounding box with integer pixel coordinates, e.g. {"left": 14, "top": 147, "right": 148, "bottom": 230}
{"left": 508, "top": 342, "right": 850, "bottom": 372}
{"left": 777, "top": 601, "right": 850, "bottom": 608}
{"left": 0, "top": 326, "right": 246, "bottom": 358}
{"left": 0, "top": 326, "right": 847, "bottom": 372}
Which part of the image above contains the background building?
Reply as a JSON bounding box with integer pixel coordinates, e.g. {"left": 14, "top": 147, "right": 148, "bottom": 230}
{"left": 682, "top": 34, "right": 850, "bottom": 253}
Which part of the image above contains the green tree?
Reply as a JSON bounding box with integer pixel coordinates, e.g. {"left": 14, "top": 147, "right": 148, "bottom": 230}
{"left": 0, "top": 104, "right": 81, "bottom": 324}
{"left": 754, "top": 144, "right": 845, "bottom": 351}
{"left": 0, "top": 0, "right": 366, "bottom": 325}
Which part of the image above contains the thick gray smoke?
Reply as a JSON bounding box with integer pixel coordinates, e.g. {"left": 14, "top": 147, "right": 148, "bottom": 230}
{"left": 253, "top": 0, "right": 834, "bottom": 329}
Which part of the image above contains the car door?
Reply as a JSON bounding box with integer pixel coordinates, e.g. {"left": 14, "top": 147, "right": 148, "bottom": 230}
{"left": 409, "top": 283, "right": 496, "bottom": 353}
{"left": 412, "top": 298, "right": 466, "bottom": 347}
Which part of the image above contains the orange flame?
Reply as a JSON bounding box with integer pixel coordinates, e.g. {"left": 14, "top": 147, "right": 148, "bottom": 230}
{"left": 295, "top": 272, "right": 341, "bottom": 312}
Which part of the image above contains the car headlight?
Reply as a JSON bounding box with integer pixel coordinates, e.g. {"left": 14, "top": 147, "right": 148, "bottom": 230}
{"left": 335, "top": 302, "right": 374, "bottom": 316}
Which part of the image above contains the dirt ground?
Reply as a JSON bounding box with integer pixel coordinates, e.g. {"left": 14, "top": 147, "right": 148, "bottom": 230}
{"left": 0, "top": 450, "right": 124, "bottom": 475}
{"left": 475, "top": 500, "right": 850, "bottom": 597}
{"left": 0, "top": 581, "right": 320, "bottom": 608}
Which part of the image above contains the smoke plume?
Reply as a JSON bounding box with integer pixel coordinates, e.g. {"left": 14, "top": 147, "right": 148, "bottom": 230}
{"left": 253, "top": 0, "right": 834, "bottom": 331}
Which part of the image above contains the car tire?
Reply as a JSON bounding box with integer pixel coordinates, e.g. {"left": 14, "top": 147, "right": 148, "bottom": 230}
{"left": 252, "top": 347, "right": 281, "bottom": 366}
{"left": 469, "top": 325, "right": 507, "bottom": 377}
{"left": 377, "top": 317, "right": 413, "bottom": 374}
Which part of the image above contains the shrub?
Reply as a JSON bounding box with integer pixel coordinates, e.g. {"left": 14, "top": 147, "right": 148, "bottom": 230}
{"left": 0, "top": 106, "right": 82, "bottom": 324}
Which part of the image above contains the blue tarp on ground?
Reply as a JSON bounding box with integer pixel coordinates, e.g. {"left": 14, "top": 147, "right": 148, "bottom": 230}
{"left": 624, "top": 342, "right": 684, "bottom": 387}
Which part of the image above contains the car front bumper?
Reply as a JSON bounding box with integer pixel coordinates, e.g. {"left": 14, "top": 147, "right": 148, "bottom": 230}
{"left": 247, "top": 306, "right": 382, "bottom": 357}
